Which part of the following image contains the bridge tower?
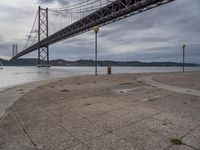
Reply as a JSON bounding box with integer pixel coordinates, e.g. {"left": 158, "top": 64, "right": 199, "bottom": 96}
{"left": 12, "top": 44, "right": 17, "bottom": 57}
{"left": 38, "top": 6, "right": 49, "bottom": 67}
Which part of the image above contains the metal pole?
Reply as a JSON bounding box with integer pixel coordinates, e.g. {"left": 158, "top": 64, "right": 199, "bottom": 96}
{"left": 183, "top": 46, "right": 185, "bottom": 72}
{"left": 12, "top": 44, "right": 14, "bottom": 57}
{"left": 95, "top": 31, "right": 97, "bottom": 76}
{"left": 16, "top": 44, "right": 17, "bottom": 55}
{"left": 46, "top": 7, "right": 49, "bottom": 65}
{"left": 38, "top": 6, "right": 41, "bottom": 65}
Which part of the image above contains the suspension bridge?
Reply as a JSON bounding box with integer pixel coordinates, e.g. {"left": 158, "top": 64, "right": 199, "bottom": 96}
{"left": 10, "top": 0, "right": 174, "bottom": 66}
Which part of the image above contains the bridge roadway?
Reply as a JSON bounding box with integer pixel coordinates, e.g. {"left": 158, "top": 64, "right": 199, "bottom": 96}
{"left": 11, "top": 0, "right": 174, "bottom": 60}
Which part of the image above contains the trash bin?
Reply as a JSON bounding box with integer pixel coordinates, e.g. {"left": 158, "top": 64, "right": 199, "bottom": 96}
{"left": 107, "top": 66, "right": 112, "bottom": 75}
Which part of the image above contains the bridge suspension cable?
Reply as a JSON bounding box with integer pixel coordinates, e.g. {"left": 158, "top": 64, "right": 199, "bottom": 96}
{"left": 22, "top": 11, "right": 39, "bottom": 51}
{"left": 48, "top": 0, "right": 110, "bottom": 35}
{"left": 49, "top": 0, "right": 103, "bottom": 11}
{"left": 21, "top": 0, "right": 109, "bottom": 49}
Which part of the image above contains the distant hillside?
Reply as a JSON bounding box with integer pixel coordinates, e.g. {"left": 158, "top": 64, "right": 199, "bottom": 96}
{"left": 0, "top": 58, "right": 199, "bottom": 67}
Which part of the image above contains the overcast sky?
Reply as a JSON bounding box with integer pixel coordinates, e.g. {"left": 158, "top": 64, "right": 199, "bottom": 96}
{"left": 0, "top": 0, "right": 200, "bottom": 63}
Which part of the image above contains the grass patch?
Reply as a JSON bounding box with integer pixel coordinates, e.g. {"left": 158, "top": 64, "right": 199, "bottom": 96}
{"left": 191, "top": 99, "right": 199, "bottom": 103}
{"left": 170, "top": 139, "right": 183, "bottom": 145}
{"left": 85, "top": 103, "right": 92, "bottom": 106}
{"left": 119, "top": 82, "right": 132, "bottom": 86}
{"left": 138, "top": 80, "right": 143, "bottom": 83}
{"left": 17, "top": 89, "right": 23, "bottom": 91}
{"left": 61, "top": 89, "right": 69, "bottom": 92}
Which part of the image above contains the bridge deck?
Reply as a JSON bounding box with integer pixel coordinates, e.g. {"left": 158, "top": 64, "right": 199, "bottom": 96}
{"left": 11, "top": 0, "right": 174, "bottom": 60}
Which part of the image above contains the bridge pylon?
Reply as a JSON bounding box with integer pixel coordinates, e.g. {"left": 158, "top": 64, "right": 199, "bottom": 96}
{"left": 37, "top": 6, "right": 50, "bottom": 67}
{"left": 12, "top": 44, "right": 17, "bottom": 57}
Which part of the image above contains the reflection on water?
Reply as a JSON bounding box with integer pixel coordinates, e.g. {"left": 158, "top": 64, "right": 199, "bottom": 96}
{"left": 0, "top": 66, "right": 199, "bottom": 89}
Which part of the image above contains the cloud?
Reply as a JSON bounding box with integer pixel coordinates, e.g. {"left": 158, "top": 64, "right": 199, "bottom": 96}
{"left": 0, "top": 55, "right": 11, "bottom": 60}
{"left": 0, "top": 0, "right": 200, "bottom": 63}
{"left": 37, "top": 0, "right": 69, "bottom": 5}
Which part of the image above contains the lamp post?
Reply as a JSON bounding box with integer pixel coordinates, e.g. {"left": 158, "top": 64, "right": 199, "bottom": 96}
{"left": 182, "top": 44, "right": 186, "bottom": 72}
{"left": 93, "top": 26, "right": 99, "bottom": 76}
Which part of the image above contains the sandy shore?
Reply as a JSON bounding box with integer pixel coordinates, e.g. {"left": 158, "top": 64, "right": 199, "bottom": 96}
{"left": 0, "top": 72, "right": 200, "bottom": 150}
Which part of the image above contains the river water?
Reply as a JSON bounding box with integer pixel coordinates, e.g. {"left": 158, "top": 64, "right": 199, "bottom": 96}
{"left": 0, "top": 66, "right": 199, "bottom": 89}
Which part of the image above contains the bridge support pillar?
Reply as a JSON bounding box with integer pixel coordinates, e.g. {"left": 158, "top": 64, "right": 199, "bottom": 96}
{"left": 37, "top": 6, "right": 50, "bottom": 67}
{"left": 12, "top": 44, "right": 18, "bottom": 57}
{"left": 38, "top": 46, "right": 50, "bottom": 67}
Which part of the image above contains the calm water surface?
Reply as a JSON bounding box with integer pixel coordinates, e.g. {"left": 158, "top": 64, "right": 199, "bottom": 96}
{"left": 0, "top": 66, "right": 199, "bottom": 89}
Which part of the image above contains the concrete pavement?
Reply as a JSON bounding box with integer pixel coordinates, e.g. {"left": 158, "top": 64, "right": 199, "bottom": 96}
{"left": 0, "top": 72, "right": 200, "bottom": 150}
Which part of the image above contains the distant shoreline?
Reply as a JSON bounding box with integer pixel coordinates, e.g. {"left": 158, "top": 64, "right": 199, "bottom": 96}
{"left": 1, "top": 66, "right": 200, "bottom": 68}
{"left": 0, "top": 58, "right": 199, "bottom": 67}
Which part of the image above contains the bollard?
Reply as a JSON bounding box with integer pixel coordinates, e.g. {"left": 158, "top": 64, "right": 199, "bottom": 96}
{"left": 107, "top": 66, "right": 112, "bottom": 75}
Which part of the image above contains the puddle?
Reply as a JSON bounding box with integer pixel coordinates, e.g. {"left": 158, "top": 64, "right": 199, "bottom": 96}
{"left": 143, "top": 95, "right": 161, "bottom": 102}
{"left": 113, "top": 87, "right": 143, "bottom": 93}
{"left": 16, "top": 89, "right": 24, "bottom": 91}
{"left": 61, "top": 89, "right": 69, "bottom": 92}
{"left": 117, "top": 88, "right": 135, "bottom": 93}
{"left": 119, "top": 82, "right": 132, "bottom": 86}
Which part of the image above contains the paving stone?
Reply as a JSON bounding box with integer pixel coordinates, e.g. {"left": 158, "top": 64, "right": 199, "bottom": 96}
{"left": 88, "top": 113, "right": 129, "bottom": 133}
{"left": 103, "top": 139, "right": 135, "bottom": 150}
{"left": 153, "top": 111, "right": 199, "bottom": 129}
{"left": 35, "top": 136, "right": 63, "bottom": 150}
{"left": 25, "top": 124, "right": 80, "bottom": 149}
{"left": 125, "top": 105, "right": 163, "bottom": 116}
{"left": 23, "top": 117, "right": 59, "bottom": 143}
{"left": 50, "top": 111, "right": 83, "bottom": 126}
{"left": 70, "top": 102, "right": 113, "bottom": 118}
{"left": 85, "top": 132, "right": 121, "bottom": 150}
{"left": 85, "top": 134, "right": 134, "bottom": 150}
{"left": 0, "top": 111, "right": 35, "bottom": 149}
{"left": 135, "top": 117, "right": 189, "bottom": 139}
{"left": 0, "top": 135, "right": 35, "bottom": 150}
{"left": 61, "top": 116, "right": 107, "bottom": 142}
{"left": 167, "top": 145, "right": 194, "bottom": 150}
{"left": 109, "top": 107, "right": 149, "bottom": 124}
{"left": 14, "top": 108, "right": 49, "bottom": 127}
{"left": 34, "top": 127, "right": 80, "bottom": 150}
{"left": 182, "top": 126, "right": 200, "bottom": 149}
{"left": 46, "top": 127, "right": 80, "bottom": 149}
{"left": 114, "top": 123, "right": 171, "bottom": 150}
{"left": 66, "top": 143, "right": 88, "bottom": 150}
{"left": 0, "top": 147, "right": 36, "bottom": 150}
{"left": 114, "top": 123, "right": 146, "bottom": 137}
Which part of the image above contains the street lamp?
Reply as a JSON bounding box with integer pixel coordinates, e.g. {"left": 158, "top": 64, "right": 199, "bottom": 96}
{"left": 93, "top": 26, "right": 99, "bottom": 76}
{"left": 182, "top": 44, "right": 186, "bottom": 72}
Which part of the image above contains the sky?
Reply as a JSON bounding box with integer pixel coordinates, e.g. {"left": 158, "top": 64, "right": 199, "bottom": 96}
{"left": 0, "top": 0, "right": 200, "bottom": 63}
